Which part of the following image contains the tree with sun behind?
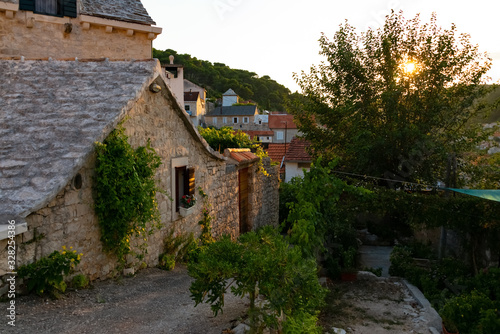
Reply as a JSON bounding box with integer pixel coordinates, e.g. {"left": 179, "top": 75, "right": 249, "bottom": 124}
{"left": 291, "top": 11, "right": 496, "bottom": 185}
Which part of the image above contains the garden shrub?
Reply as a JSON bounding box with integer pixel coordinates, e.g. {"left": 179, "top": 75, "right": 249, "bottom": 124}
{"left": 18, "top": 246, "right": 82, "bottom": 296}
{"left": 440, "top": 290, "right": 496, "bottom": 334}
{"left": 188, "top": 226, "right": 327, "bottom": 333}
{"left": 71, "top": 274, "right": 90, "bottom": 289}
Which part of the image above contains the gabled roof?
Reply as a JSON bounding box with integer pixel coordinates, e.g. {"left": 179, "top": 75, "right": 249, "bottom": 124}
{"left": 184, "top": 91, "right": 200, "bottom": 102}
{"left": 284, "top": 138, "right": 312, "bottom": 162}
{"left": 206, "top": 105, "right": 258, "bottom": 117}
{"left": 0, "top": 58, "right": 223, "bottom": 223}
{"left": 0, "top": 59, "right": 158, "bottom": 222}
{"left": 5, "top": 0, "right": 156, "bottom": 25}
{"left": 268, "top": 114, "right": 297, "bottom": 129}
{"left": 223, "top": 88, "right": 237, "bottom": 96}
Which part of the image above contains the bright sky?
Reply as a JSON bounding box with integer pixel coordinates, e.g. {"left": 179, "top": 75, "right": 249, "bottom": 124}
{"left": 142, "top": 0, "right": 500, "bottom": 93}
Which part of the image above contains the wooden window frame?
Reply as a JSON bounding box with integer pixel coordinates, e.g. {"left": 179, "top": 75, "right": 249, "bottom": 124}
{"left": 171, "top": 157, "right": 195, "bottom": 217}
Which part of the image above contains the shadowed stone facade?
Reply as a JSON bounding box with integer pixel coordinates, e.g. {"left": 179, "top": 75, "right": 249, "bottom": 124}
{"left": 0, "top": 59, "right": 279, "bottom": 295}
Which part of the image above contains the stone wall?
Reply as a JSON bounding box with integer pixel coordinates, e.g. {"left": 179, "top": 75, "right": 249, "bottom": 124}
{"left": 248, "top": 158, "right": 280, "bottom": 231}
{"left": 0, "top": 77, "right": 280, "bottom": 295}
{"left": 0, "top": 12, "right": 152, "bottom": 59}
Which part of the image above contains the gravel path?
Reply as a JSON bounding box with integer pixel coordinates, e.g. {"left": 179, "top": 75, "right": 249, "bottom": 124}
{"left": 0, "top": 266, "right": 248, "bottom": 334}
{"left": 1, "top": 264, "right": 440, "bottom": 334}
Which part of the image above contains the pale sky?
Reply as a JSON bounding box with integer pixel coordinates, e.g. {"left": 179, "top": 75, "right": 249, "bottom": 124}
{"left": 142, "top": 0, "right": 500, "bottom": 93}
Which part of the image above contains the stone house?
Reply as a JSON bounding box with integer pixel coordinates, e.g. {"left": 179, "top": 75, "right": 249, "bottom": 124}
{"left": 268, "top": 113, "right": 300, "bottom": 144}
{"left": 205, "top": 88, "right": 264, "bottom": 131}
{"left": 0, "top": 0, "right": 279, "bottom": 293}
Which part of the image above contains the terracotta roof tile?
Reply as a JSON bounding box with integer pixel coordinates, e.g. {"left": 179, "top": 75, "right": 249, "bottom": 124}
{"left": 266, "top": 143, "right": 288, "bottom": 174}
{"left": 284, "top": 138, "right": 312, "bottom": 162}
{"left": 268, "top": 114, "right": 297, "bottom": 129}
{"left": 224, "top": 148, "right": 259, "bottom": 164}
{"left": 184, "top": 91, "right": 199, "bottom": 102}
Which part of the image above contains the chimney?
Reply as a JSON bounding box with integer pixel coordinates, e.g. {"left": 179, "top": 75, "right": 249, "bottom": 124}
{"left": 169, "top": 55, "right": 174, "bottom": 64}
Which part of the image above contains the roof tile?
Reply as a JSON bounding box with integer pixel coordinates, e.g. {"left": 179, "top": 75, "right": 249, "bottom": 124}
{"left": 206, "top": 105, "right": 258, "bottom": 116}
{"left": 284, "top": 138, "right": 312, "bottom": 162}
{"left": 268, "top": 114, "right": 297, "bottom": 129}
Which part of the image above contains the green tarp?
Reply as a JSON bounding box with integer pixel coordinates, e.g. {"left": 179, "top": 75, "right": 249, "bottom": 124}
{"left": 447, "top": 188, "right": 500, "bottom": 202}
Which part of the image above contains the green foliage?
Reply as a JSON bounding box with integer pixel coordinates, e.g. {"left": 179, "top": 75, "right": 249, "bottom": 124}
{"left": 188, "top": 227, "right": 327, "bottom": 333}
{"left": 93, "top": 125, "right": 162, "bottom": 265}
{"left": 198, "top": 126, "right": 258, "bottom": 153}
{"left": 362, "top": 267, "right": 383, "bottom": 277}
{"left": 159, "top": 228, "right": 198, "bottom": 270}
{"left": 71, "top": 274, "right": 90, "bottom": 289}
{"left": 18, "top": 246, "right": 82, "bottom": 295}
{"left": 341, "top": 247, "right": 357, "bottom": 271}
{"left": 153, "top": 49, "right": 292, "bottom": 111}
{"left": 292, "top": 11, "right": 496, "bottom": 184}
{"left": 465, "top": 152, "right": 500, "bottom": 189}
{"left": 158, "top": 253, "right": 176, "bottom": 271}
{"left": 180, "top": 194, "right": 196, "bottom": 208}
{"left": 198, "top": 188, "right": 215, "bottom": 246}
{"left": 440, "top": 290, "right": 497, "bottom": 334}
{"left": 358, "top": 186, "right": 500, "bottom": 273}
{"left": 198, "top": 126, "right": 271, "bottom": 176}
{"left": 282, "top": 158, "right": 370, "bottom": 257}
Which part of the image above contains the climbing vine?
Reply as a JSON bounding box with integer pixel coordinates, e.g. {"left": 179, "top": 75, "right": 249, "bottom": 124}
{"left": 197, "top": 187, "right": 215, "bottom": 246}
{"left": 93, "top": 125, "right": 162, "bottom": 265}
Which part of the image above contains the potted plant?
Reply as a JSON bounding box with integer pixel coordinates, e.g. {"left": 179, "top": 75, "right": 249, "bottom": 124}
{"left": 179, "top": 194, "right": 196, "bottom": 217}
{"left": 340, "top": 247, "right": 358, "bottom": 281}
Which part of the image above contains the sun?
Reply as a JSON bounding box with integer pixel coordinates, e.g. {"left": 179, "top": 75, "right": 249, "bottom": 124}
{"left": 403, "top": 61, "right": 417, "bottom": 74}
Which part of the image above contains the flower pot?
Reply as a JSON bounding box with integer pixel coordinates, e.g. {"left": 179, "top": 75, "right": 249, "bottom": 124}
{"left": 340, "top": 271, "right": 357, "bottom": 282}
{"left": 442, "top": 323, "right": 459, "bottom": 334}
{"left": 179, "top": 206, "right": 195, "bottom": 217}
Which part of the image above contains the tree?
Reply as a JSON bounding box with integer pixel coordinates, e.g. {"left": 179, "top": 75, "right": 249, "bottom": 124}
{"left": 292, "top": 11, "right": 495, "bottom": 184}
{"left": 188, "top": 227, "right": 326, "bottom": 333}
{"left": 197, "top": 126, "right": 257, "bottom": 153}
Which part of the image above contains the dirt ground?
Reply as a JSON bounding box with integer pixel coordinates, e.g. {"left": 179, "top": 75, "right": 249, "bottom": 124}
{"left": 320, "top": 273, "right": 433, "bottom": 334}
{"left": 0, "top": 267, "right": 435, "bottom": 334}
{"left": 0, "top": 266, "right": 248, "bottom": 334}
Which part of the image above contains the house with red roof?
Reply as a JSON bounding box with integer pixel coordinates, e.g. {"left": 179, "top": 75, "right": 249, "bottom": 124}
{"left": 268, "top": 113, "right": 300, "bottom": 144}
{"left": 284, "top": 138, "right": 312, "bottom": 182}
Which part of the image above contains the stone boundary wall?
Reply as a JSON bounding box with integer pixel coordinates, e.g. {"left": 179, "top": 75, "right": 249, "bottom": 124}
{"left": 248, "top": 158, "right": 280, "bottom": 231}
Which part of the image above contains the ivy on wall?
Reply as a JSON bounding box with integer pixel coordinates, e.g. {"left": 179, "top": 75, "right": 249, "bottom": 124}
{"left": 93, "top": 125, "right": 162, "bottom": 265}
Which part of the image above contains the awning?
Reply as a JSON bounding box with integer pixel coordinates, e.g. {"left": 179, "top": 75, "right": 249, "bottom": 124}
{"left": 447, "top": 188, "right": 500, "bottom": 202}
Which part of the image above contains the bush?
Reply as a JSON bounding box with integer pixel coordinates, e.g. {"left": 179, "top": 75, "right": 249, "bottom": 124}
{"left": 71, "top": 274, "right": 90, "bottom": 289}
{"left": 188, "top": 227, "right": 327, "bottom": 332}
{"left": 158, "top": 253, "right": 176, "bottom": 271}
{"left": 18, "top": 246, "right": 82, "bottom": 296}
{"left": 440, "top": 290, "right": 496, "bottom": 334}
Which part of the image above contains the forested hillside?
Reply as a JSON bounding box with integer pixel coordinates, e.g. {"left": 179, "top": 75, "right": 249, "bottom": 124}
{"left": 153, "top": 48, "right": 292, "bottom": 111}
